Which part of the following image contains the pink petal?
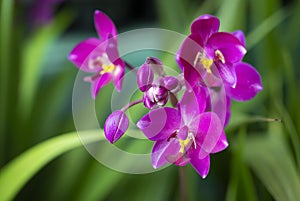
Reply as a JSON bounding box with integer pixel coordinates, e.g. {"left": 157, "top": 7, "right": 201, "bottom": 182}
{"left": 136, "top": 107, "right": 181, "bottom": 141}
{"left": 191, "top": 14, "right": 220, "bottom": 43}
{"left": 113, "top": 65, "right": 124, "bottom": 92}
{"left": 207, "top": 32, "right": 247, "bottom": 64}
{"left": 176, "top": 34, "right": 204, "bottom": 71}
{"left": 68, "top": 38, "right": 103, "bottom": 72}
{"left": 211, "top": 131, "right": 229, "bottom": 153}
{"left": 151, "top": 138, "right": 181, "bottom": 169}
{"left": 178, "top": 85, "right": 206, "bottom": 127}
{"left": 205, "top": 87, "right": 230, "bottom": 126}
{"left": 91, "top": 73, "right": 112, "bottom": 99}
{"left": 94, "top": 10, "right": 117, "bottom": 40}
{"left": 232, "top": 30, "right": 246, "bottom": 46}
{"left": 137, "top": 62, "right": 154, "bottom": 92}
{"left": 226, "top": 62, "right": 263, "bottom": 101}
{"left": 213, "top": 62, "right": 237, "bottom": 87}
{"left": 196, "top": 112, "right": 225, "bottom": 154}
{"left": 188, "top": 149, "right": 211, "bottom": 179}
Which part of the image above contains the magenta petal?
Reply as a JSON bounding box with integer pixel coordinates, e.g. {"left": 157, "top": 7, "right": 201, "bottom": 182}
{"left": 232, "top": 30, "right": 246, "bottom": 46}
{"left": 104, "top": 110, "right": 129, "bottom": 143}
{"left": 94, "top": 10, "right": 117, "bottom": 40}
{"left": 211, "top": 131, "right": 229, "bottom": 153}
{"left": 178, "top": 86, "right": 206, "bottom": 125}
{"left": 182, "top": 63, "right": 202, "bottom": 88}
{"left": 113, "top": 65, "right": 124, "bottom": 92}
{"left": 91, "top": 73, "right": 112, "bottom": 99}
{"left": 188, "top": 149, "right": 211, "bottom": 179}
{"left": 68, "top": 38, "right": 102, "bottom": 72}
{"left": 207, "top": 32, "right": 247, "bottom": 64}
{"left": 151, "top": 138, "right": 181, "bottom": 169}
{"left": 191, "top": 14, "right": 220, "bottom": 43}
{"left": 196, "top": 112, "right": 224, "bottom": 154}
{"left": 206, "top": 87, "right": 230, "bottom": 126}
{"left": 137, "top": 62, "right": 154, "bottom": 92}
{"left": 136, "top": 107, "right": 181, "bottom": 141}
{"left": 214, "top": 62, "right": 237, "bottom": 87}
{"left": 146, "top": 57, "right": 165, "bottom": 76}
{"left": 176, "top": 34, "right": 204, "bottom": 71}
{"left": 226, "top": 62, "right": 263, "bottom": 101}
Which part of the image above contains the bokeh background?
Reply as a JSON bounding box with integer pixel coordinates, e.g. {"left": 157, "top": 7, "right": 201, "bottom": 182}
{"left": 1, "top": 0, "right": 300, "bottom": 201}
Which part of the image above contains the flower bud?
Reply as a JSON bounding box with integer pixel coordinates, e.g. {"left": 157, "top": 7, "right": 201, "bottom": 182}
{"left": 163, "top": 76, "right": 181, "bottom": 93}
{"left": 137, "top": 63, "right": 154, "bottom": 92}
{"left": 143, "top": 85, "right": 169, "bottom": 109}
{"left": 146, "top": 57, "right": 165, "bottom": 76}
{"left": 104, "top": 110, "right": 129, "bottom": 143}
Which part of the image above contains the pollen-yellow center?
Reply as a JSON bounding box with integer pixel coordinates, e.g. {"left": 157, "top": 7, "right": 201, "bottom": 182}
{"left": 200, "top": 58, "right": 213, "bottom": 73}
{"left": 194, "top": 52, "right": 213, "bottom": 73}
{"left": 100, "top": 64, "right": 116, "bottom": 75}
{"left": 179, "top": 138, "right": 191, "bottom": 153}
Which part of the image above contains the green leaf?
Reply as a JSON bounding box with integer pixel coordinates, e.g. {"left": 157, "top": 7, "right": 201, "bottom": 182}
{"left": 18, "top": 9, "right": 74, "bottom": 119}
{"left": 0, "top": 0, "right": 14, "bottom": 165}
{"left": 0, "top": 130, "right": 103, "bottom": 201}
{"left": 244, "top": 133, "right": 300, "bottom": 201}
{"left": 246, "top": 7, "right": 288, "bottom": 50}
{"left": 217, "top": 0, "right": 246, "bottom": 32}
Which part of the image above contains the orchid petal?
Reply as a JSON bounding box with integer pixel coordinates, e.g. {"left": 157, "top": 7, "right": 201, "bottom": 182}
{"left": 211, "top": 131, "right": 229, "bottom": 153}
{"left": 136, "top": 107, "right": 181, "bottom": 141}
{"left": 232, "top": 30, "right": 246, "bottom": 46}
{"left": 113, "top": 65, "right": 124, "bottom": 92}
{"left": 68, "top": 38, "right": 103, "bottom": 72}
{"left": 188, "top": 149, "right": 211, "bottom": 179}
{"left": 176, "top": 34, "right": 204, "bottom": 71}
{"left": 94, "top": 10, "right": 117, "bottom": 40}
{"left": 151, "top": 138, "right": 181, "bottom": 169}
{"left": 91, "top": 73, "right": 112, "bottom": 99}
{"left": 226, "top": 62, "right": 263, "bottom": 101}
{"left": 214, "top": 62, "right": 237, "bottom": 87}
{"left": 196, "top": 112, "right": 225, "bottom": 154}
{"left": 191, "top": 14, "right": 220, "bottom": 43}
{"left": 206, "top": 87, "right": 229, "bottom": 126}
{"left": 137, "top": 62, "right": 154, "bottom": 92}
{"left": 207, "top": 32, "right": 247, "bottom": 64}
{"left": 178, "top": 86, "right": 206, "bottom": 126}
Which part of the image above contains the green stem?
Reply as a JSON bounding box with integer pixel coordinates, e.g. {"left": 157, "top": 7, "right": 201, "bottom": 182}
{"left": 179, "top": 167, "right": 188, "bottom": 201}
{"left": 0, "top": 0, "right": 14, "bottom": 165}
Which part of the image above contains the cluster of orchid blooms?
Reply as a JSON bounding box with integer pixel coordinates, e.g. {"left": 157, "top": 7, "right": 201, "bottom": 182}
{"left": 69, "top": 10, "right": 263, "bottom": 178}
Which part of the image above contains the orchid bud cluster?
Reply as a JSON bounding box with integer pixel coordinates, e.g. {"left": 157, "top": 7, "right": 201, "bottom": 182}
{"left": 69, "top": 10, "right": 263, "bottom": 178}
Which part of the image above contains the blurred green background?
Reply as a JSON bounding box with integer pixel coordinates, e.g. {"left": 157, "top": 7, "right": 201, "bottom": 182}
{"left": 1, "top": 0, "right": 300, "bottom": 200}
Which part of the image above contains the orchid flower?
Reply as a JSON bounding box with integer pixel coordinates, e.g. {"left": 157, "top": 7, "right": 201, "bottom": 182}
{"left": 176, "top": 14, "right": 247, "bottom": 89}
{"left": 137, "top": 87, "right": 228, "bottom": 178}
{"left": 69, "top": 10, "right": 125, "bottom": 99}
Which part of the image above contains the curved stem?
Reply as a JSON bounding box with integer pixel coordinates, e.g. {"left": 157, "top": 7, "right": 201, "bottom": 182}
{"left": 121, "top": 99, "right": 143, "bottom": 111}
{"left": 125, "top": 61, "right": 137, "bottom": 73}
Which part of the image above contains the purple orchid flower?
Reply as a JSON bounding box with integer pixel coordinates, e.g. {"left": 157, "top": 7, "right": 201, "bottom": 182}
{"left": 137, "top": 87, "right": 228, "bottom": 178}
{"left": 176, "top": 14, "right": 247, "bottom": 89}
{"left": 137, "top": 57, "right": 182, "bottom": 109}
{"left": 68, "top": 10, "right": 125, "bottom": 99}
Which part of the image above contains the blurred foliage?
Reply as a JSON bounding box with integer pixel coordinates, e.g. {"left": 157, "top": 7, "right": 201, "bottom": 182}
{"left": 1, "top": 0, "right": 300, "bottom": 201}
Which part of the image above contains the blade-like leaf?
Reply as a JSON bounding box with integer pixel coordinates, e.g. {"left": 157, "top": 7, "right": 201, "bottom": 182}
{"left": 0, "top": 130, "right": 103, "bottom": 201}
{"left": 18, "top": 9, "right": 74, "bottom": 119}
{"left": 0, "top": 0, "right": 14, "bottom": 165}
{"left": 244, "top": 133, "right": 300, "bottom": 201}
